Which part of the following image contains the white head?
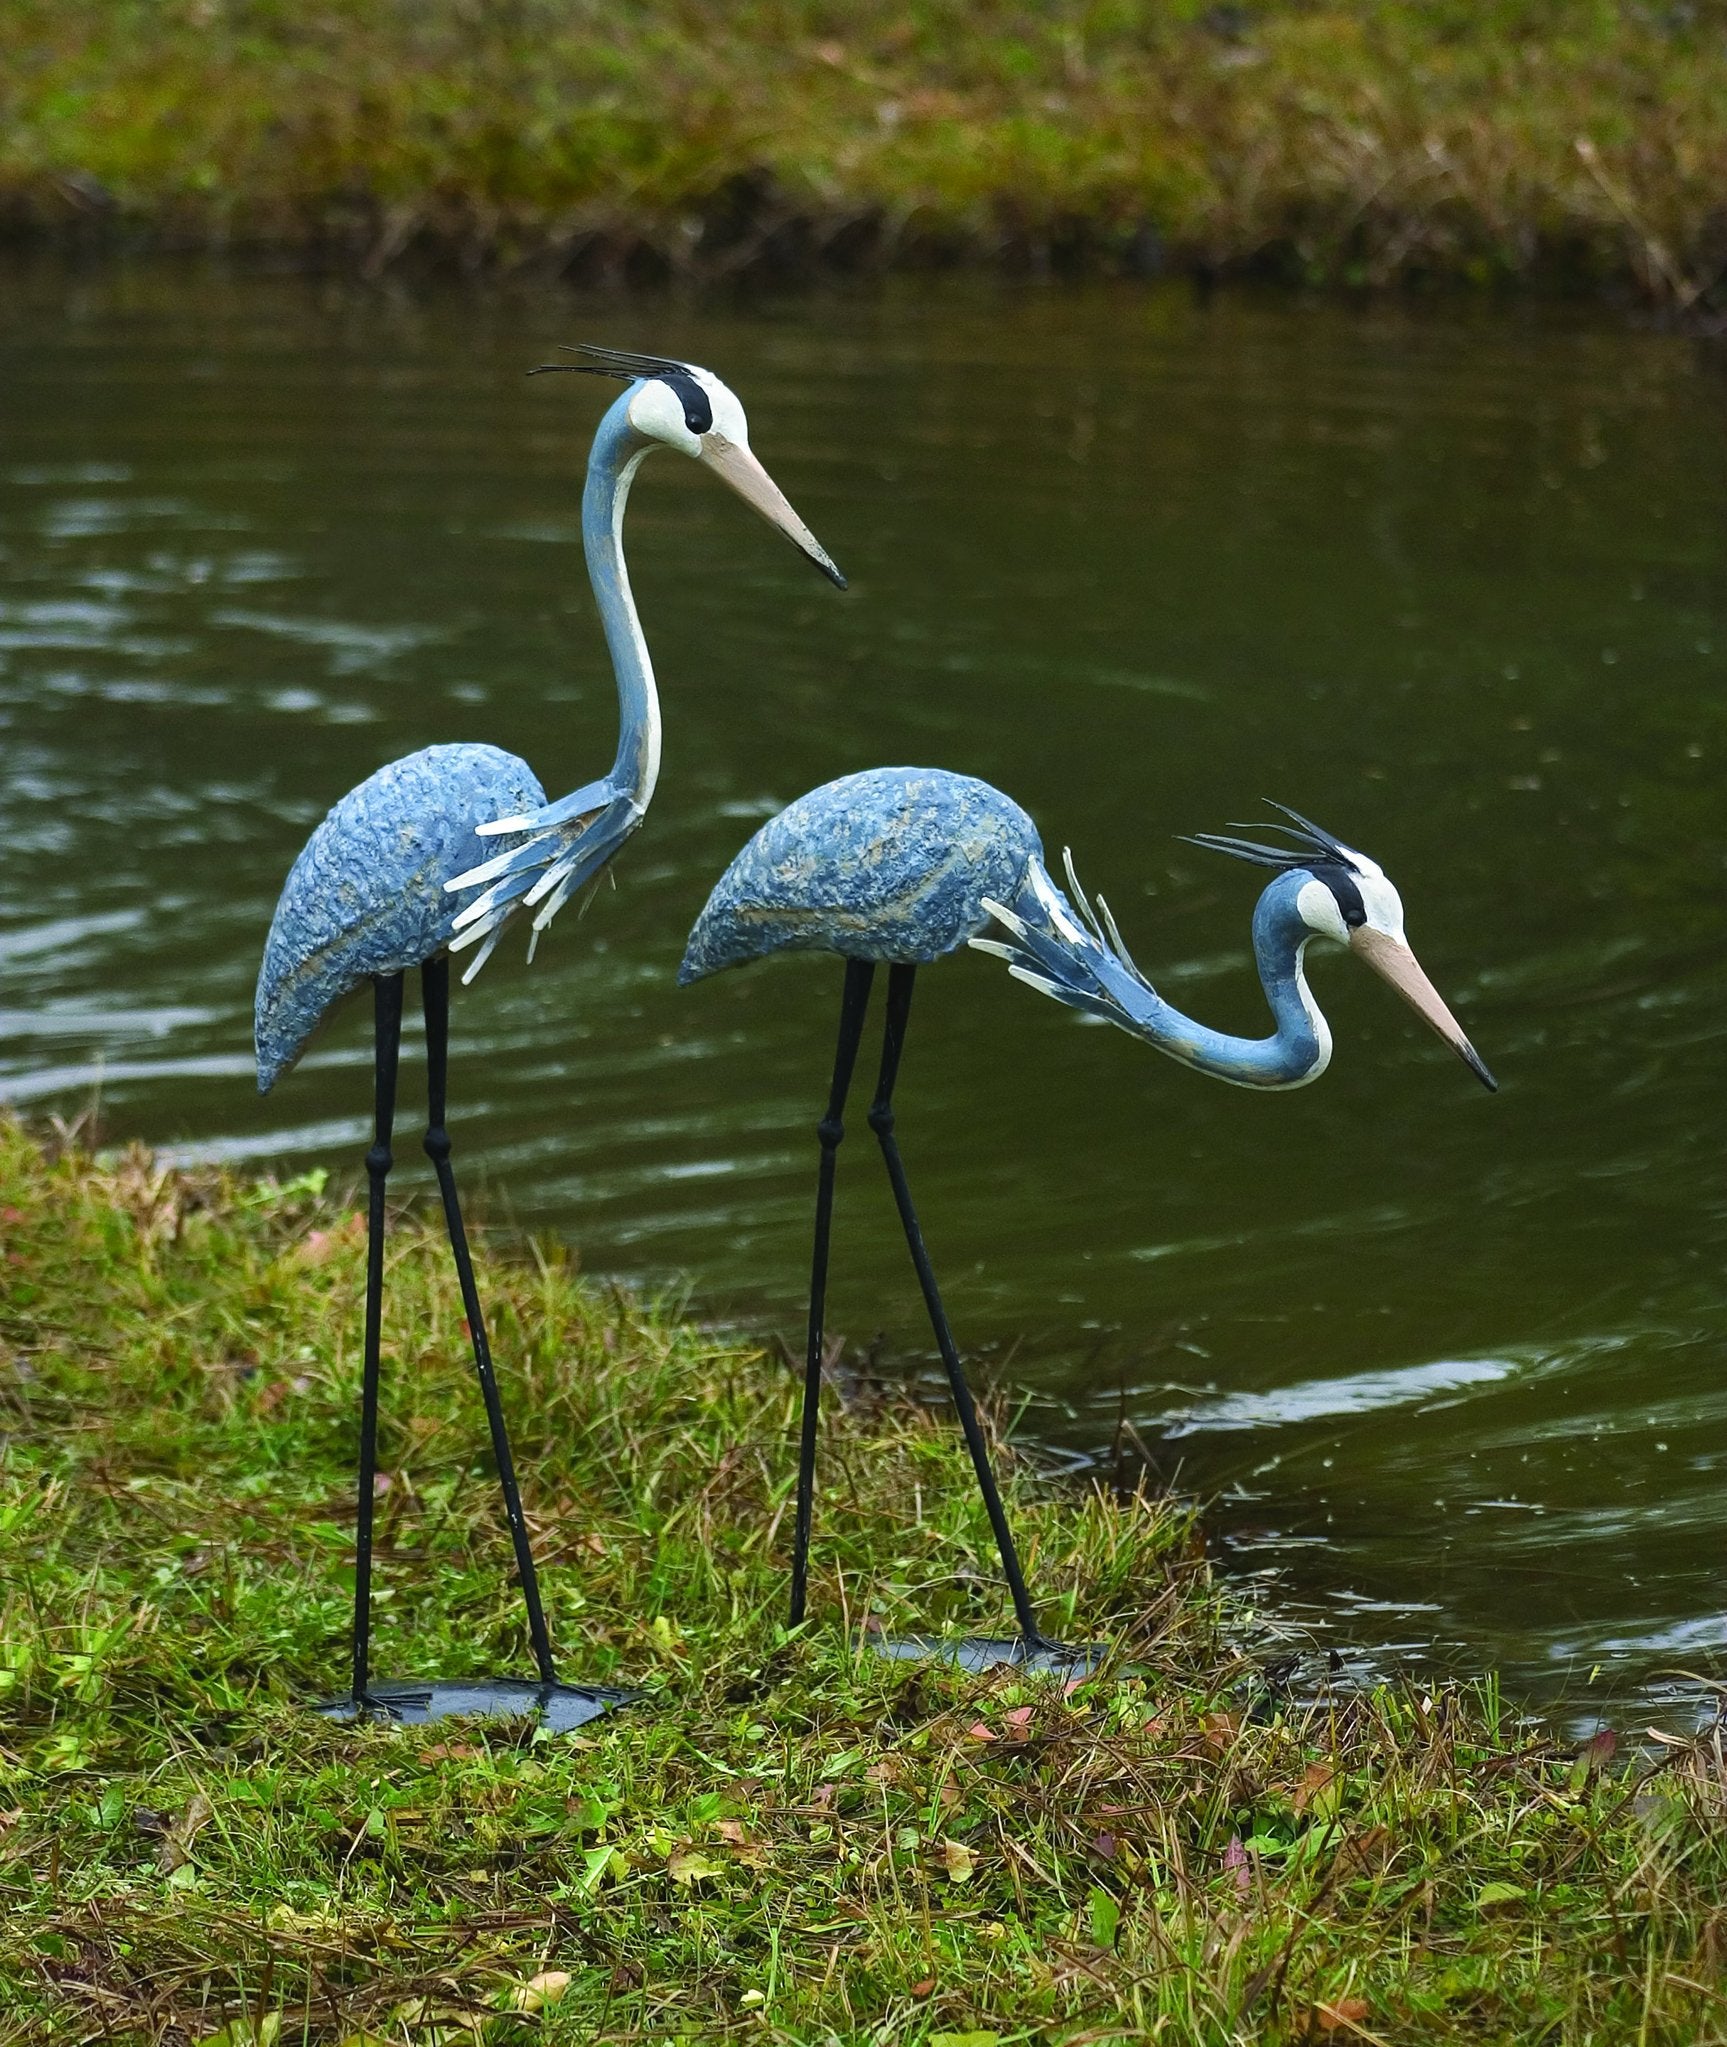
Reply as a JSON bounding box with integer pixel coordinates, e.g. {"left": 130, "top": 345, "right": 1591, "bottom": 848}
{"left": 534, "top": 344, "right": 845, "bottom": 588}
{"left": 1187, "top": 802, "right": 1496, "bottom": 1091}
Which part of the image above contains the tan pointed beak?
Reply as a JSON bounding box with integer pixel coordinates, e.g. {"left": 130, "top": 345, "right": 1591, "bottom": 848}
{"left": 1350, "top": 926, "right": 1497, "bottom": 1091}
{"left": 698, "top": 433, "right": 846, "bottom": 588}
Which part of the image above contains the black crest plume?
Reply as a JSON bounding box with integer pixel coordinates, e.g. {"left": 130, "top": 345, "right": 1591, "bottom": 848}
{"left": 1181, "top": 801, "right": 1361, "bottom": 873}
{"left": 527, "top": 344, "right": 714, "bottom": 435}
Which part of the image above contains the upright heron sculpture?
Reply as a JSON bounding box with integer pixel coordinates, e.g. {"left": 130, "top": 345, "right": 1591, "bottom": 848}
{"left": 681, "top": 766, "right": 1494, "bottom": 1672}
{"left": 256, "top": 347, "right": 843, "bottom": 1727}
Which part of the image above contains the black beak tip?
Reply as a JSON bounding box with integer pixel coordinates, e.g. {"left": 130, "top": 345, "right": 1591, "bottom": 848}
{"left": 1461, "top": 1042, "right": 1498, "bottom": 1093}
{"left": 816, "top": 558, "right": 848, "bottom": 591}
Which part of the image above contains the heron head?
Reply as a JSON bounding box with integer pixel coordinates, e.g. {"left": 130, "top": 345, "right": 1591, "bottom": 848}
{"left": 1184, "top": 803, "right": 1497, "bottom": 1091}
{"left": 530, "top": 344, "right": 845, "bottom": 588}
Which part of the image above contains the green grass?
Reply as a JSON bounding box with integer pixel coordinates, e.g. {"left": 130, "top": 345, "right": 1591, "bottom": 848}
{"left": 4, "top": 1111, "right": 1727, "bottom": 2043}
{"left": 4, "top": 2, "right": 1727, "bottom": 305}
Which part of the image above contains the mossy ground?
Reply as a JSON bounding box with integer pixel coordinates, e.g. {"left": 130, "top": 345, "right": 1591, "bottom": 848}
{"left": 5, "top": 3, "right": 1727, "bottom": 309}
{"left": 3, "top": 1113, "right": 1727, "bottom": 2043}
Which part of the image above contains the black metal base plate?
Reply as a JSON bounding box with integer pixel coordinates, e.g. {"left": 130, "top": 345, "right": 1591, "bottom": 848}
{"left": 313, "top": 1677, "right": 642, "bottom": 1731}
{"left": 869, "top": 1635, "right": 1107, "bottom": 1678}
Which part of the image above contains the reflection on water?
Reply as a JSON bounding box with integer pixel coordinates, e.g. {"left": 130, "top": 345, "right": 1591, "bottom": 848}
{"left": 2, "top": 264, "right": 1724, "bottom": 1713}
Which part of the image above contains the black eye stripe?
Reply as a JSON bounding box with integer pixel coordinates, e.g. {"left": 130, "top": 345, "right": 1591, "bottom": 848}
{"left": 1326, "top": 869, "right": 1367, "bottom": 927}
{"left": 659, "top": 373, "right": 713, "bottom": 436}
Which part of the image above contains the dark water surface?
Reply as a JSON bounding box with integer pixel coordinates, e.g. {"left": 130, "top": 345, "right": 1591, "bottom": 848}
{"left": 3, "top": 265, "right": 1724, "bottom": 1715}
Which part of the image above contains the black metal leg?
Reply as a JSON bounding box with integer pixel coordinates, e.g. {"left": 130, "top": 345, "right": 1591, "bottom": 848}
{"left": 353, "top": 972, "right": 405, "bottom": 1710}
{"left": 867, "top": 964, "right": 1049, "bottom": 1649}
{"left": 789, "top": 957, "right": 876, "bottom": 1628}
{"left": 421, "top": 955, "right": 557, "bottom": 1688}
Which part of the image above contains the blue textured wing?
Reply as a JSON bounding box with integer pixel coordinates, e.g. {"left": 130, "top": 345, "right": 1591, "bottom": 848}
{"left": 679, "top": 766, "right": 1042, "bottom": 982}
{"left": 255, "top": 743, "right": 545, "bottom": 1093}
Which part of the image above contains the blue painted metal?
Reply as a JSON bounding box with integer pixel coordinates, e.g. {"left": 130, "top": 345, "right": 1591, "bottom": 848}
{"left": 255, "top": 743, "right": 544, "bottom": 1092}
{"left": 682, "top": 764, "right": 1334, "bottom": 1090}
{"left": 441, "top": 399, "right": 664, "bottom": 970}
{"left": 984, "top": 862, "right": 1332, "bottom": 1089}
{"left": 679, "top": 766, "right": 1043, "bottom": 980}
{"left": 256, "top": 385, "right": 654, "bottom": 1091}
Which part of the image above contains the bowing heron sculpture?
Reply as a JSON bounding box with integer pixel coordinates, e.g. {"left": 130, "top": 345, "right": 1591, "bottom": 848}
{"left": 681, "top": 766, "right": 1495, "bottom": 1672}
{"left": 255, "top": 347, "right": 843, "bottom": 1726}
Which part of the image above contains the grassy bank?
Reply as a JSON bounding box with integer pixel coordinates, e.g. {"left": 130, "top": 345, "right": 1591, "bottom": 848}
{"left": 5, "top": 3, "right": 1727, "bottom": 308}
{"left": 3, "top": 1114, "right": 1727, "bottom": 2043}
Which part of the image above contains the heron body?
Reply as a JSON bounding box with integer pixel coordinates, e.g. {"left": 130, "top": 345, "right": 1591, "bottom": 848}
{"left": 680, "top": 767, "right": 1040, "bottom": 979}
{"left": 251, "top": 347, "right": 843, "bottom": 1725}
{"left": 255, "top": 744, "right": 544, "bottom": 1092}
{"left": 683, "top": 765, "right": 1494, "bottom": 1668}
{"left": 682, "top": 765, "right": 1346, "bottom": 1089}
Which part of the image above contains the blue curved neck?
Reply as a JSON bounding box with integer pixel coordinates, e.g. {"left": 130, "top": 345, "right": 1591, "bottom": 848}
{"left": 582, "top": 391, "right": 659, "bottom": 809}
{"left": 1000, "top": 864, "right": 1332, "bottom": 1090}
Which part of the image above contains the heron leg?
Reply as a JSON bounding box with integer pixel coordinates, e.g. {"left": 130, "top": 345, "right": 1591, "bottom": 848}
{"left": 353, "top": 971, "right": 405, "bottom": 1711}
{"left": 790, "top": 956, "right": 876, "bottom": 1629}
{"left": 867, "top": 963, "right": 1049, "bottom": 1650}
{"left": 421, "top": 954, "right": 557, "bottom": 1688}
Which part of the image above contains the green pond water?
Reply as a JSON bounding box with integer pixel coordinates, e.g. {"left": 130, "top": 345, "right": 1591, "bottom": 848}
{"left": 2, "top": 264, "right": 1723, "bottom": 1716}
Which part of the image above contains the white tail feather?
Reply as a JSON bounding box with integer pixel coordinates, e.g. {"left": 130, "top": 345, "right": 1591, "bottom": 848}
{"left": 458, "top": 923, "right": 505, "bottom": 986}
{"left": 1007, "top": 963, "right": 1069, "bottom": 1002}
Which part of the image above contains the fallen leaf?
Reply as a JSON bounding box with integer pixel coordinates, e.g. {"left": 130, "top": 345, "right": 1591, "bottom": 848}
{"left": 909, "top": 1976, "right": 936, "bottom": 1996}
{"left": 1200, "top": 1710, "right": 1243, "bottom": 1756}
{"left": 1303, "top": 1997, "right": 1370, "bottom": 2038}
{"left": 386, "top": 1997, "right": 483, "bottom": 2037}
{"left": 668, "top": 1845, "right": 725, "bottom": 1884}
{"left": 158, "top": 1792, "right": 214, "bottom": 1874}
{"left": 266, "top": 1904, "right": 342, "bottom": 1933}
{"left": 510, "top": 1971, "right": 572, "bottom": 2013}
{"left": 418, "top": 1742, "right": 483, "bottom": 1763}
{"left": 1002, "top": 1705, "right": 1035, "bottom": 1741}
{"left": 716, "top": 1818, "right": 749, "bottom": 1844}
{"left": 939, "top": 1838, "right": 976, "bottom": 1882}
{"left": 1475, "top": 1879, "right": 1527, "bottom": 1912}
{"left": 1223, "top": 1834, "right": 1251, "bottom": 1900}
{"left": 966, "top": 1721, "right": 996, "bottom": 1743}
{"left": 1293, "top": 1762, "right": 1342, "bottom": 1817}
{"left": 1328, "top": 1825, "right": 1393, "bottom": 1882}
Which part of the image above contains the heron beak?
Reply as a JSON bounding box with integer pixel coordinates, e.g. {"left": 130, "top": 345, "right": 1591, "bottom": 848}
{"left": 698, "top": 433, "right": 846, "bottom": 589}
{"left": 1349, "top": 926, "right": 1497, "bottom": 1092}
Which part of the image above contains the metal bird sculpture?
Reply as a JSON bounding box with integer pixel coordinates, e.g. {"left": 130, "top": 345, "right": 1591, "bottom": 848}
{"left": 681, "top": 766, "right": 1495, "bottom": 1673}
{"left": 254, "top": 347, "right": 844, "bottom": 1727}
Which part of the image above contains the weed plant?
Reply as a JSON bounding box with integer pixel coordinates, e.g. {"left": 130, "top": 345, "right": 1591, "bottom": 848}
{"left": 5, "top": 3, "right": 1727, "bottom": 307}
{"left": 3, "top": 1116, "right": 1727, "bottom": 2041}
